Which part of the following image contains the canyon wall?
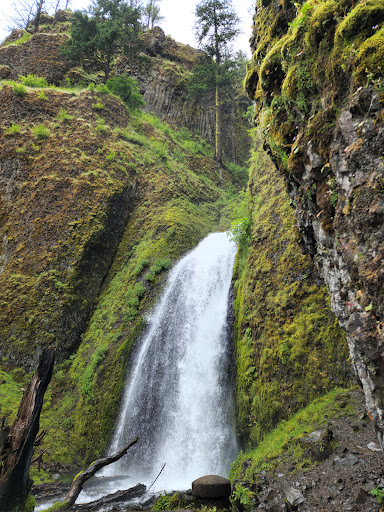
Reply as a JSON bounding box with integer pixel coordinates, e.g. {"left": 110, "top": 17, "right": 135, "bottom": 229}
{"left": 245, "top": 0, "right": 384, "bottom": 447}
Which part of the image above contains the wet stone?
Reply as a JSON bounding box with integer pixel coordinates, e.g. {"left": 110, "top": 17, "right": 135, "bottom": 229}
{"left": 192, "top": 475, "right": 231, "bottom": 499}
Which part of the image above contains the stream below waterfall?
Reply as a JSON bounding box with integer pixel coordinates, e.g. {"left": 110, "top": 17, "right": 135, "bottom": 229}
{"left": 37, "top": 232, "right": 238, "bottom": 509}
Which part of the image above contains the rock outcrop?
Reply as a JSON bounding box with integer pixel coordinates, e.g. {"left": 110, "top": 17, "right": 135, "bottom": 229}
{"left": 245, "top": 0, "right": 384, "bottom": 447}
{"left": 0, "top": 23, "right": 250, "bottom": 164}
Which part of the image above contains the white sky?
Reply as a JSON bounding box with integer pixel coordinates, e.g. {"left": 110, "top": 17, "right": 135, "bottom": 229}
{"left": 0, "top": 0, "right": 254, "bottom": 55}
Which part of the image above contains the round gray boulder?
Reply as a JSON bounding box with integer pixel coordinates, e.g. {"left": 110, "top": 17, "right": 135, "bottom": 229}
{"left": 192, "top": 475, "right": 231, "bottom": 499}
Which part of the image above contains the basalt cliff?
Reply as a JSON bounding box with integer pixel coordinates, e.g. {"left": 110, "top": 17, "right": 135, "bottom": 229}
{"left": 244, "top": 0, "right": 384, "bottom": 454}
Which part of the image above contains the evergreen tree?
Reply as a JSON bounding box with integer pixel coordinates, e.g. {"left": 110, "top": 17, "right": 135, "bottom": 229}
{"left": 194, "top": 0, "right": 240, "bottom": 164}
{"left": 62, "top": 0, "right": 142, "bottom": 81}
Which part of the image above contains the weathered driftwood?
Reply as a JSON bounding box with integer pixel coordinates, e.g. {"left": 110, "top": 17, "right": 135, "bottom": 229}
{"left": 44, "top": 437, "right": 139, "bottom": 511}
{"left": 0, "top": 348, "right": 55, "bottom": 511}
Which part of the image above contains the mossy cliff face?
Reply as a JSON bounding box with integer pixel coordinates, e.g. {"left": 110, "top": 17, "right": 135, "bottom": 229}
{"left": 0, "top": 80, "right": 240, "bottom": 464}
{"left": 123, "top": 27, "right": 251, "bottom": 166}
{"left": 0, "top": 86, "right": 138, "bottom": 366}
{"left": 0, "top": 22, "right": 250, "bottom": 165}
{"left": 246, "top": 0, "right": 384, "bottom": 446}
{"left": 233, "top": 131, "right": 352, "bottom": 447}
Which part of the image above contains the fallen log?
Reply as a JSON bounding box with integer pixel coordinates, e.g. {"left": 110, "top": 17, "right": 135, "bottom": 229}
{"left": 74, "top": 483, "right": 146, "bottom": 511}
{"left": 0, "top": 348, "right": 55, "bottom": 512}
{"left": 43, "top": 437, "right": 139, "bottom": 511}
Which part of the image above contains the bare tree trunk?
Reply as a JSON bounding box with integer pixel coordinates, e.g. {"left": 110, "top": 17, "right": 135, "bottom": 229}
{"left": 34, "top": 0, "right": 45, "bottom": 33}
{"left": 42, "top": 437, "right": 139, "bottom": 511}
{"left": 215, "top": 83, "right": 222, "bottom": 167}
{"left": 0, "top": 349, "right": 54, "bottom": 511}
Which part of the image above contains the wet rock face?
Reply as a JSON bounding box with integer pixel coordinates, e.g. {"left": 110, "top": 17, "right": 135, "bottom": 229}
{"left": 285, "top": 86, "right": 384, "bottom": 448}
{"left": 246, "top": 0, "right": 384, "bottom": 449}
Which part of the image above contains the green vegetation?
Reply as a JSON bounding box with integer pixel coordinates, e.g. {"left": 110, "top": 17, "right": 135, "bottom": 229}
{"left": 230, "top": 387, "right": 356, "bottom": 481}
{"left": 31, "top": 125, "right": 51, "bottom": 139}
{"left": 152, "top": 492, "right": 193, "bottom": 510}
{"left": 19, "top": 74, "right": 48, "bottom": 87}
{"left": 0, "top": 69, "right": 247, "bottom": 466}
{"left": 62, "top": 0, "right": 142, "bottom": 81}
{"left": 6, "top": 123, "right": 21, "bottom": 135}
{"left": 106, "top": 75, "right": 145, "bottom": 111}
{"left": 232, "top": 130, "right": 351, "bottom": 447}
{"left": 4, "top": 31, "right": 32, "bottom": 46}
{"left": 369, "top": 486, "right": 384, "bottom": 504}
{"left": 194, "top": 0, "right": 240, "bottom": 164}
{"left": 244, "top": 0, "right": 384, "bottom": 171}
{"left": 58, "top": 108, "right": 74, "bottom": 123}
{"left": 13, "top": 83, "right": 27, "bottom": 96}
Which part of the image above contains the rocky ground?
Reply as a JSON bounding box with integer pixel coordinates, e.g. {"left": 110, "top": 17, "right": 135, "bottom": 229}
{"left": 239, "top": 389, "right": 384, "bottom": 512}
{"left": 33, "top": 390, "right": 384, "bottom": 512}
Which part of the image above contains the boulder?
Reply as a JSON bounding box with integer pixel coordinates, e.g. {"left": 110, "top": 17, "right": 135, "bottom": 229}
{"left": 192, "top": 475, "right": 231, "bottom": 499}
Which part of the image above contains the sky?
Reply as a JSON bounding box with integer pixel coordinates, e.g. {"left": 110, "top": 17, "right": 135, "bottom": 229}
{"left": 0, "top": 0, "right": 254, "bottom": 55}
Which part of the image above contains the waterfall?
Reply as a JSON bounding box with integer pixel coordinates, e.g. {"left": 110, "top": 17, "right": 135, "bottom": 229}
{"left": 79, "top": 232, "right": 238, "bottom": 502}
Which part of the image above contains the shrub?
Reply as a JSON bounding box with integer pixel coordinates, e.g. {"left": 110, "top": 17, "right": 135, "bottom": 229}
{"left": 37, "top": 90, "right": 48, "bottom": 101}
{"left": 117, "top": 129, "right": 148, "bottom": 146}
{"left": 58, "top": 107, "right": 73, "bottom": 122}
{"left": 95, "top": 117, "right": 107, "bottom": 132}
{"left": 6, "top": 123, "right": 21, "bottom": 135}
{"left": 229, "top": 217, "right": 251, "bottom": 246}
{"left": 13, "top": 83, "right": 27, "bottom": 97}
{"left": 92, "top": 101, "right": 104, "bottom": 110}
{"left": 95, "top": 83, "right": 110, "bottom": 94}
{"left": 106, "top": 75, "right": 145, "bottom": 111}
{"left": 31, "top": 125, "right": 50, "bottom": 139}
{"left": 152, "top": 140, "right": 169, "bottom": 162}
{"left": 19, "top": 74, "right": 48, "bottom": 87}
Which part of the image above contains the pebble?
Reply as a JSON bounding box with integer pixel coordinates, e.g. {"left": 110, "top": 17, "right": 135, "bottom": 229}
{"left": 367, "top": 441, "right": 382, "bottom": 452}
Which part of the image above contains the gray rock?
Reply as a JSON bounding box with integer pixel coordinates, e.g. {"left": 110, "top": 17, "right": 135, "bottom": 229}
{"left": 285, "top": 486, "right": 304, "bottom": 506}
{"left": 354, "top": 487, "right": 368, "bottom": 504}
{"left": 300, "top": 429, "right": 334, "bottom": 462}
{"left": 192, "top": 475, "right": 231, "bottom": 499}
{"left": 333, "top": 455, "right": 363, "bottom": 467}
{"left": 367, "top": 442, "right": 382, "bottom": 452}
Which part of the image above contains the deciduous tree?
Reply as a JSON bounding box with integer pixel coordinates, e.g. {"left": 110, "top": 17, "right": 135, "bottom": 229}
{"left": 143, "top": 0, "right": 163, "bottom": 28}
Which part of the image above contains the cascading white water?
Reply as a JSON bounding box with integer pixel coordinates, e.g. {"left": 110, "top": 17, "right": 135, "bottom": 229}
{"left": 78, "top": 232, "right": 238, "bottom": 502}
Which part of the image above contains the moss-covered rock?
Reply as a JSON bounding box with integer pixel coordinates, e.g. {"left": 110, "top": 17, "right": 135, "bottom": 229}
{"left": 0, "top": 77, "right": 246, "bottom": 466}
{"left": 233, "top": 130, "right": 352, "bottom": 447}
{"left": 246, "top": 0, "right": 384, "bottom": 449}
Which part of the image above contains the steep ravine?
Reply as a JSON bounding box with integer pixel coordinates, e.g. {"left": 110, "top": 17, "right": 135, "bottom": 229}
{"left": 0, "top": 79, "right": 242, "bottom": 465}
{"left": 245, "top": 0, "right": 384, "bottom": 449}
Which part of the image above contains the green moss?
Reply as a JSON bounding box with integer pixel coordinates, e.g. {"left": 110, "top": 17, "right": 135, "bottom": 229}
{"left": 0, "top": 370, "right": 25, "bottom": 423}
{"left": 335, "top": 0, "right": 384, "bottom": 45}
{"left": 232, "top": 131, "right": 351, "bottom": 447}
{"left": 42, "top": 500, "right": 71, "bottom": 511}
{"left": 354, "top": 27, "right": 384, "bottom": 86}
{"left": 17, "top": 494, "right": 36, "bottom": 512}
{"left": 230, "top": 387, "right": 357, "bottom": 481}
{"left": 4, "top": 31, "right": 33, "bottom": 46}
